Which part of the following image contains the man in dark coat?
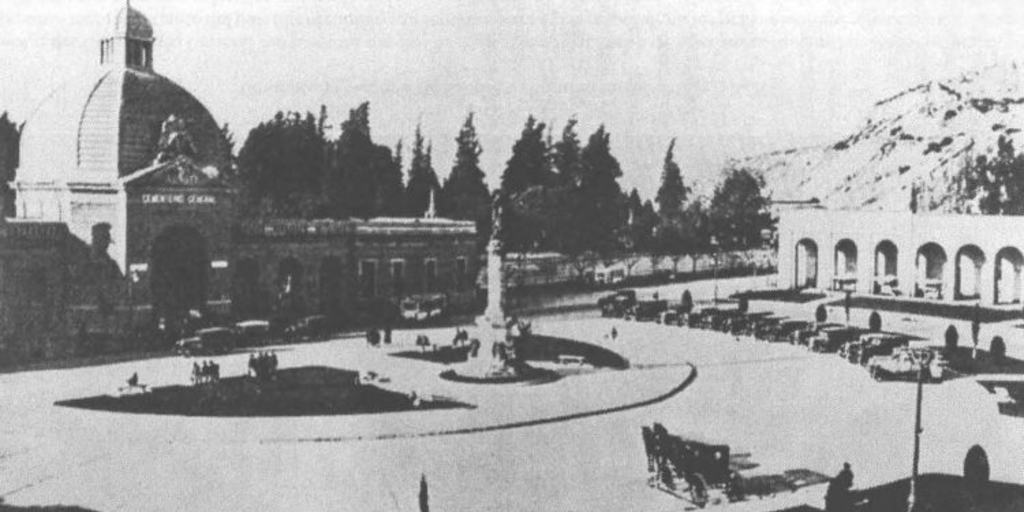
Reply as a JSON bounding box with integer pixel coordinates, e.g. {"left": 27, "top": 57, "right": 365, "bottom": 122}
{"left": 825, "top": 462, "right": 854, "bottom": 512}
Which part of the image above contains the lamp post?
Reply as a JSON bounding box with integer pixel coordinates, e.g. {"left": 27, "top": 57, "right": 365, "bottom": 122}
{"left": 907, "top": 358, "right": 925, "bottom": 512}
{"left": 711, "top": 236, "right": 720, "bottom": 303}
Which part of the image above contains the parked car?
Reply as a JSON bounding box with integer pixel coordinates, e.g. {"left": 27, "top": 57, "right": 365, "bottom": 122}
{"left": 598, "top": 289, "right": 638, "bottom": 318}
{"left": 792, "top": 323, "right": 843, "bottom": 347}
{"left": 841, "top": 333, "right": 909, "bottom": 365}
{"left": 659, "top": 309, "right": 681, "bottom": 326}
{"left": 626, "top": 299, "right": 668, "bottom": 322}
{"left": 809, "top": 326, "right": 864, "bottom": 353}
{"left": 868, "top": 347, "right": 946, "bottom": 382}
{"left": 174, "top": 327, "right": 236, "bottom": 356}
{"left": 749, "top": 315, "right": 787, "bottom": 340}
{"left": 767, "top": 320, "right": 810, "bottom": 343}
{"left": 284, "top": 315, "right": 330, "bottom": 342}
{"left": 401, "top": 294, "right": 448, "bottom": 323}
{"left": 233, "top": 319, "right": 272, "bottom": 346}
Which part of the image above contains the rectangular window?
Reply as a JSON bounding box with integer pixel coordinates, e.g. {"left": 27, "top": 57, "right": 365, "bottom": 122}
{"left": 455, "top": 257, "right": 467, "bottom": 290}
{"left": 424, "top": 258, "right": 437, "bottom": 293}
{"left": 360, "top": 260, "right": 377, "bottom": 299}
{"left": 391, "top": 259, "right": 406, "bottom": 297}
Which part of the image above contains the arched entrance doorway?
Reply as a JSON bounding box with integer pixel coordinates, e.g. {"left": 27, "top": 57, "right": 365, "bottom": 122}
{"left": 955, "top": 245, "right": 986, "bottom": 300}
{"left": 795, "top": 239, "right": 818, "bottom": 289}
{"left": 151, "top": 225, "right": 209, "bottom": 329}
{"left": 232, "top": 258, "right": 261, "bottom": 319}
{"left": 874, "top": 240, "right": 898, "bottom": 295}
{"left": 964, "top": 445, "right": 990, "bottom": 488}
{"left": 994, "top": 247, "right": 1023, "bottom": 304}
{"left": 916, "top": 243, "right": 946, "bottom": 299}
{"left": 834, "top": 239, "right": 858, "bottom": 291}
{"left": 319, "top": 256, "right": 344, "bottom": 320}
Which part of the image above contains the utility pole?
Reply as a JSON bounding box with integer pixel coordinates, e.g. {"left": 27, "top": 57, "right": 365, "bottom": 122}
{"left": 711, "top": 236, "right": 719, "bottom": 303}
{"left": 908, "top": 362, "right": 925, "bottom": 512}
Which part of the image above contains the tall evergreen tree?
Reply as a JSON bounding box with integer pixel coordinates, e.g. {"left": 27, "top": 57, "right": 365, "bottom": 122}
{"left": 406, "top": 125, "right": 439, "bottom": 217}
{"left": 551, "top": 117, "right": 582, "bottom": 187}
{"left": 441, "top": 113, "right": 491, "bottom": 242}
{"left": 0, "top": 112, "right": 20, "bottom": 218}
{"left": 708, "top": 168, "right": 772, "bottom": 249}
{"left": 655, "top": 138, "right": 689, "bottom": 222}
{"left": 237, "top": 111, "right": 327, "bottom": 218}
{"left": 500, "top": 116, "right": 550, "bottom": 195}
{"left": 573, "top": 125, "right": 624, "bottom": 254}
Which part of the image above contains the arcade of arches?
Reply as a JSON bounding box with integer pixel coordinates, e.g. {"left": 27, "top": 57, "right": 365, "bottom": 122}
{"left": 779, "top": 209, "right": 1024, "bottom": 306}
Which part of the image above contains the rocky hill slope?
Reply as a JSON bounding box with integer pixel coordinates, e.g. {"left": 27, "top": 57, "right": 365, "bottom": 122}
{"left": 727, "top": 64, "right": 1024, "bottom": 211}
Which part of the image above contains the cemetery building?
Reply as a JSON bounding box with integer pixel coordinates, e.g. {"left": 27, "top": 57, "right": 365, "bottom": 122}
{"left": 0, "top": 4, "right": 476, "bottom": 363}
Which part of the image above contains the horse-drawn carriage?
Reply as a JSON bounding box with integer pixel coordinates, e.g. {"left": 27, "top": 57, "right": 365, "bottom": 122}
{"left": 642, "top": 423, "right": 743, "bottom": 508}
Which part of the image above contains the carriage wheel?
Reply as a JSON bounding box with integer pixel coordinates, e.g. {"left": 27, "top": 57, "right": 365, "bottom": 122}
{"left": 689, "top": 473, "right": 709, "bottom": 508}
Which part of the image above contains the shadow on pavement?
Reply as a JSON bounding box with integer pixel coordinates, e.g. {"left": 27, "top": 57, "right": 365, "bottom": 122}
{"left": 776, "top": 473, "right": 1024, "bottom": 512}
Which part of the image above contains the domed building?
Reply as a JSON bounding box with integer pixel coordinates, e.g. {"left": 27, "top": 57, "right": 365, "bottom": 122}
{"left": 0, "top": 3, "right": 478, "bottom": 364}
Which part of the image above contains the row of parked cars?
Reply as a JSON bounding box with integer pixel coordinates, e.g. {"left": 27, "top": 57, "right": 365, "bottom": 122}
{"left": 173, "top": 315, "right": 333, "bottom": 356}
{"left": 597, "top": 288, "right": 947, "bottom": 382}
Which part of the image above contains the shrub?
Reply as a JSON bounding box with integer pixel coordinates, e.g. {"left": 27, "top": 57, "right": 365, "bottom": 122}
{"left": 945, "top": 325, "right": 959, "bottom": 352}
{"left": 738, "top": 297, "right": 749, "bottom": 314}
{"left": 868, "top": 311, "right": 882, "bottom": 332}
{"left": 681, "top": 290, "right": 693, "bottom": 314}
{"left": 991, "top": 336, "right": 1006, "bottom": 364}
{"left": 815, "top": 304, "right": 827, "bottom": 323}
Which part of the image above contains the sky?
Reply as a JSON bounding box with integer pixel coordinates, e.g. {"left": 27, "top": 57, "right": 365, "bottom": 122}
{"left": 3, "top": 0, "right": 1024, "bottom": 200}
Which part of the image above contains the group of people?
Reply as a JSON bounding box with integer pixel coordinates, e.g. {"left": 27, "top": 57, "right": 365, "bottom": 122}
{"left": 365, "top": 327, "right": 393, "bottom": 347}
{"left": 248, "top": 351, "right": 279, "bottom": 380}
{"left": 191, "top": 360, "right": 221, "bottom": 385}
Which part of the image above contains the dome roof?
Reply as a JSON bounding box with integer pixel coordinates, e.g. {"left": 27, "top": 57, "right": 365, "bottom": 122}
{"left": 113, "top": 5, "right": 154, "bottom": 40}
{"left": 18, "top": 68, "right": 228, "bottom": 184}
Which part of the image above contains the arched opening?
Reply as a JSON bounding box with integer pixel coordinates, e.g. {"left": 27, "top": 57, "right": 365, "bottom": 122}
{"left": 994, "top": 247, "right": 1023, "bottom": 304}
{"left": 232, "top": 258, "right": 261, "bottom": 319}
{"left": 964, "top": 445, "right": 990, "bottom": 487}
{"left": 151, "top": 225, "right": 209, "bottom": 329}
{"left": 276, "top": 257, "right": 305, "bottom": 318}
{"left": 955, "top": 245, "right": 986, "bottom": 300}
{"left": 833, "top": 239, "right": 858, "bottom": 291}
{"left": 794, "top": 239, "right": 818, "bottom": 289}
{"left": 874, "top": 240, "right": 898, "bottom": 295}
{"left": 319, "top": 256, "right": 344, "bottom": 320}
{"left": 915, "top": 243, "right": 946, "bottom": 300}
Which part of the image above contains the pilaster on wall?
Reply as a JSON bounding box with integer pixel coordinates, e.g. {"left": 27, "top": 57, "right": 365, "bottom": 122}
{"left": 980, "top": 258, "right": 996, "bottom": 305}
{"left": 942, "top": 251, "right": 956, "bottom": 301}
{"left": 897, "top": 244, "right": 916, "bottom": 297}
{"left": 856, "top": 238, "right": 874, "bottom": 294}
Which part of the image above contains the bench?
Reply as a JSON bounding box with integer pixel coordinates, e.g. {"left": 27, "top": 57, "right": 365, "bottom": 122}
{"left": 117, "top": 384, "right": 149, "bottom": 395}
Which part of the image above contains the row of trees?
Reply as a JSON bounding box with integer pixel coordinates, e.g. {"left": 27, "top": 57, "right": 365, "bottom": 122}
{"left": 494, "top": 114, "right": 773, "bottom": 260}
{"left": 236, "top": 103, "right": 493, "bottom": 241}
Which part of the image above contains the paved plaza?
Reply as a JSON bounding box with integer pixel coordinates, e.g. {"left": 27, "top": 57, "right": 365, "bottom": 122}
{"left": 2, "top": 277, "right": 1024, "bottom": 511}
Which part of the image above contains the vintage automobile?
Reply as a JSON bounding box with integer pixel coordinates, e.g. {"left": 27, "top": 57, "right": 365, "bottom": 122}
{"left": 626, "top": 299, "right": 669, "bottom": 322}
{"left": 598, "top": 289, "right": 638, "bottom": 318}
{"left": 658, "top": 309, "right": 682, "bottom": 326}
{"left": 841, "top": 332, "right": 909, "bottom": 365}
{"left": 809, "top": 326, "right": 864, "bottom": 353}
{"left": 284, "top": 315, "right": 330, "bottom": 342}
{"left": 174, "top": 327, "right": 236, "bottom": 356}
{"left": 233, "top": 319, "right": 273, "bottom": 347}
{"left": 761, "top": 318, "right": 806, "bottom": 342}
{"left": 400, "top": 294, "right": 448, "bottom": 323}
{"left": 735, "top": 312, "right": 776, "bottom": 338}
{"left": 868, "top": 346, "right": 946, "bottom": 382}
{"left": 791, "top": 323, "right": 843, "bottom": 347}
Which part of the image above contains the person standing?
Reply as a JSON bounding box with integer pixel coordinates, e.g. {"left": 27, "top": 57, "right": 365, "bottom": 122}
{"left": 825, "top": 462, "right": 854, "bottom": 512}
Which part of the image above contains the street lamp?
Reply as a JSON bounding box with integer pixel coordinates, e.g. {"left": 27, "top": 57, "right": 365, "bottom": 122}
{"left": 710, "top": 236, "right": 720, "bottom": 303}
{"left": 907, "top": 356, "right": 926, "bottom": 512}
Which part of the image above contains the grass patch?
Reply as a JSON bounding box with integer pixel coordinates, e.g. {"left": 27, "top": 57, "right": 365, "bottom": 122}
{"left": 392, "top": 335, "right": 629, "bottom": 370}
{"left": 55, "top": 366, "right": 469, "bottom": 417}
{"left": 829, "top": 296, "right": 1021, "bottom": 323}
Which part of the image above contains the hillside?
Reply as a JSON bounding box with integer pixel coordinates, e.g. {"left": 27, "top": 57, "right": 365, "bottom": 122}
{"left": 727, "top": 63, "right": 1024, "bottom": 211}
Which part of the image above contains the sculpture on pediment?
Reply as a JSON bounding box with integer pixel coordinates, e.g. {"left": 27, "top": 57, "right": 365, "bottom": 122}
{"left": 153, "top": 114, "right": 198, "bottom": 165}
